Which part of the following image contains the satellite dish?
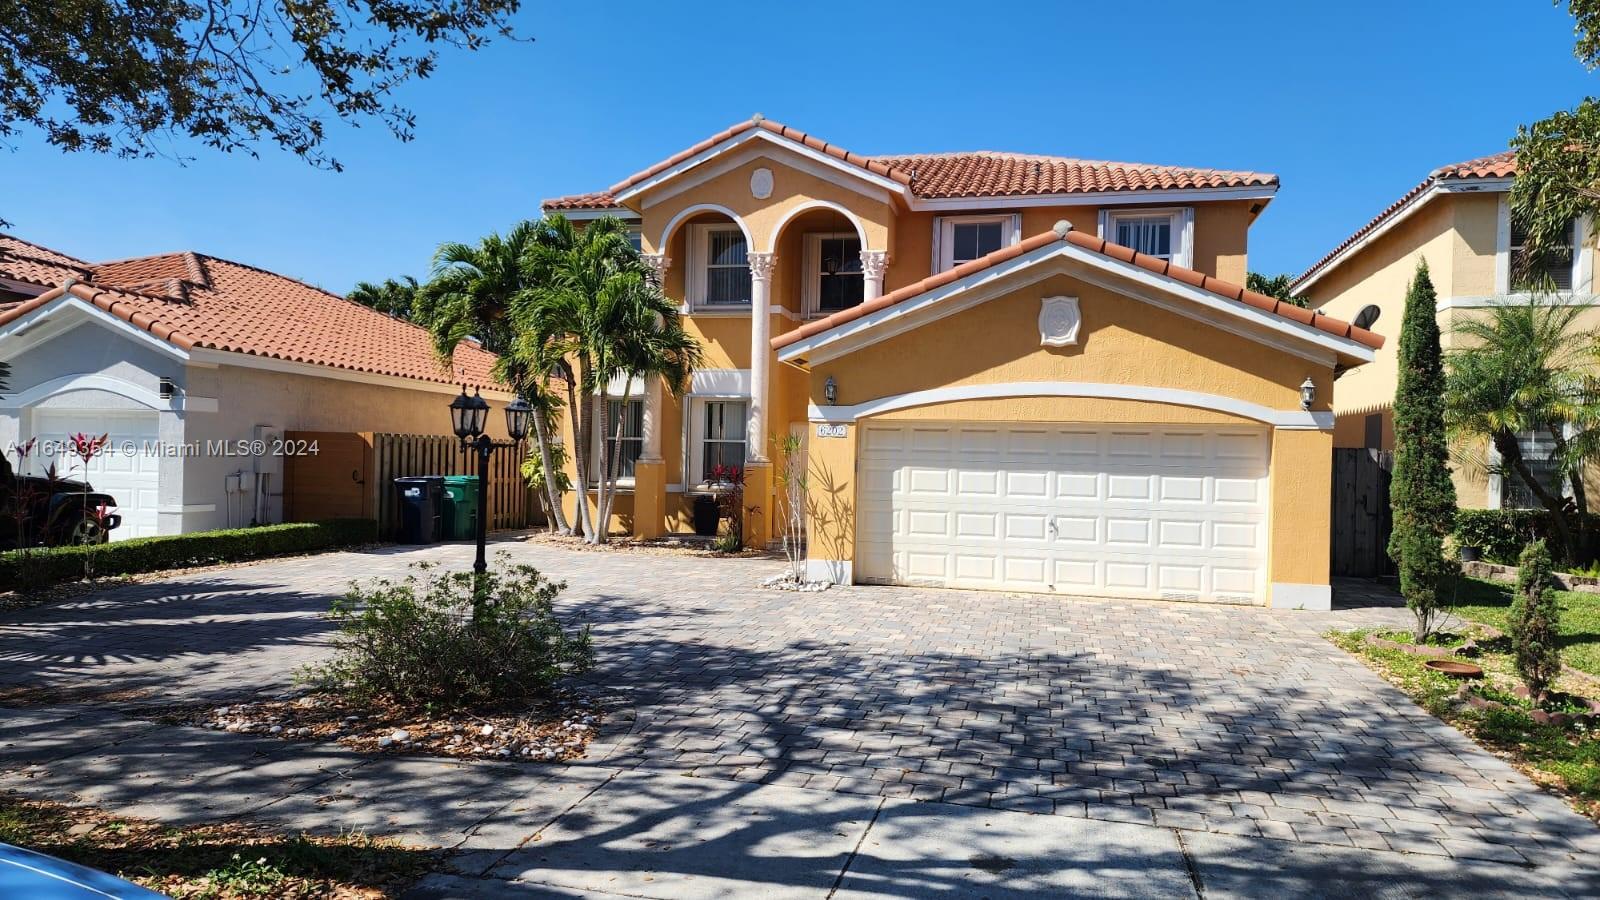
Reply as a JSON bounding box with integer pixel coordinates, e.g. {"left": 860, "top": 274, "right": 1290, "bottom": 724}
{"left": 1353, "top": 304, "right": 1381, "bottom": 330}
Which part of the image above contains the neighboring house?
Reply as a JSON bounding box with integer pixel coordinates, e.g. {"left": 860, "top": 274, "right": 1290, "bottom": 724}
{"left": 543, "top": 116, "right": 1381, "bottom": 610}
{"left": 1292, "top": 153, "right": 1593, "bottom": 510}
{"left": 0, "top": 235, "right": 504, "bottom": 539}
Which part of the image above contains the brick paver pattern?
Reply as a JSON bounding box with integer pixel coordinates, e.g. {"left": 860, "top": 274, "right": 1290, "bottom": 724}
{"left": 2, "top": 537, "right": 1596, "bottom": 871}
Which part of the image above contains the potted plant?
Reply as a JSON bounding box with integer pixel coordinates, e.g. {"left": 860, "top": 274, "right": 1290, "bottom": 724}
{"left": 691, "top": 493, "right": 719, "bottom": 536}
{"left": 707, "top": 464, "right": 746, "bottom": 551}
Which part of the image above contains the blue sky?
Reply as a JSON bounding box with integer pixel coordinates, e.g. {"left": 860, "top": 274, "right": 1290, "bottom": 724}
{"left": 1, "top": 0, "right": 1594, "bottom": 292}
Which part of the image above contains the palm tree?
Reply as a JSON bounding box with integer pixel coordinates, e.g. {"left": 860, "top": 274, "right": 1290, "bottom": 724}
{"left": 518, "top": 216, "right": 701, "bottom": 544}
{"left": 414, "top": 223, "right": 574, "bottom": 535}
{"left": 347, "top": 276, "right": 420, "bottom": 319}
{"left": 1446, "top": 299, "right": 1599, "bottom": 561}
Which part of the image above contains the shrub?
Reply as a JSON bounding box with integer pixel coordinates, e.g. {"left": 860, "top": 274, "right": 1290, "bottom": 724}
{"left": 1511, "top": 540, "right": 1563, "bottom": 704}
{"left": 304, "top": 556, "right": 593, "bottom": 709}
{"left": 1453, "top": 509, "right": 1600, "bottom": 566}
{"left": 0, "top": 519, "right": 377, "bottom": 593}
{"left": 1388, "top": 261, "right": 1458, "bottom": 642}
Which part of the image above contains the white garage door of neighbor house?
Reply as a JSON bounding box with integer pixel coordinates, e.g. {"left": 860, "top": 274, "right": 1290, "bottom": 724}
{"left": 30, "top": 410, "right": 161, "bottom": 540}
{"left": 856, "top": 422, "right": 1270, "bottom": 604}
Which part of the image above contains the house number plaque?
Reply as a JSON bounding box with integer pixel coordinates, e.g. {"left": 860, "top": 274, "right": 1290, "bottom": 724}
{"left": 816, "top": 424, "right": 847, "bottom": 438}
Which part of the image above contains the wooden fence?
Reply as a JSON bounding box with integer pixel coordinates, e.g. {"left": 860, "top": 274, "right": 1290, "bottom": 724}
{"left": 284, "top": 431, "right": 542, "bottom": 538}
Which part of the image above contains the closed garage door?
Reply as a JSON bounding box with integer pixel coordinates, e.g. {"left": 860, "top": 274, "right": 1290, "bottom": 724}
{"left": 857, "top": 421, "right": 1270, "bottom": 604}
{"left": 31, "top": 410, "right": 162, "bottom": 540}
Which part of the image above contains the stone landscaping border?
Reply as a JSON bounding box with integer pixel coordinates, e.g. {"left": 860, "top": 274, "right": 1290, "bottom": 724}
{"left": 1463, "top": 560, "right": 1600, "bottom": 594}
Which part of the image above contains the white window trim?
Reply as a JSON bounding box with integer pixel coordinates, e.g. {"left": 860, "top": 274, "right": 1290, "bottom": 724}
{"left": 684, "top": 396, "right": 750, "bottom": 491}
{"left": 590, "top": 396, "right": 644, "bottom": 490}
{"left": 801, "top": 232, "right": 865, "bottom": 318}
{"left": 686, "top": 222, "right": 752, "bottom": 310}
{"left": 1490, "top": 426, "right": 1575, "bottom": 510}
{"left": 932, "top": 214, "right": 1021, "bottom": 273}
{"left": 1497, "top": 201, "right": 1589, "bottom": 296}
{"left": 1097, "top": 207, "right": 1194, "bottom": 269}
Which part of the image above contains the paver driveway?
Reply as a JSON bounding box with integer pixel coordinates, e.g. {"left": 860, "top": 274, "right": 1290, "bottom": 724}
{"left": 3, "top": 537, "right": 1599, "bottom": 896}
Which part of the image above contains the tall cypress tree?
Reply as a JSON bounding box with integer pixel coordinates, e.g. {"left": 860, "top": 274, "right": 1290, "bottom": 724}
{"left": 1387, "top": 260, "right": 1459, "bottom": 641}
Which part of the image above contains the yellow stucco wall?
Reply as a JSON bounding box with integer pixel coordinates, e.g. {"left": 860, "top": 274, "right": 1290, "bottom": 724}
{"left": 799, "top": 271, "right": 1339, "bottom": 605}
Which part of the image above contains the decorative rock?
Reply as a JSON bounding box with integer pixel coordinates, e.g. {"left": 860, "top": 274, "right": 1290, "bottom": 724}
{"left": 390, "top": 729, "right": 411, "bottom": 743}
{"left": 479, "top": 724, "right": 495, "bottom": 737}
{"left": 269, "top": 725, "right": 283, "bottom": 734}
{"left": 378, "top": 736, "right": 394, "bottom": 748}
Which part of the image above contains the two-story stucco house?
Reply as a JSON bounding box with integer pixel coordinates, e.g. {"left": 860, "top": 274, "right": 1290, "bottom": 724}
{"left": 543, "top": 116, "right": 1383, "bottom": 610}
{"left": 1293, "top": 152, "right": 1594, "bottom": 510}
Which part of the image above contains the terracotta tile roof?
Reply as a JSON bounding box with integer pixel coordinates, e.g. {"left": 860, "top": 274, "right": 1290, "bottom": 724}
{"left": 541, "top": 190, "right": 622, "bottom": 211}
{"left": 606, "top": 117, "right": 912, "bottom": 199}
{"left": 546, "top": 117, "right": 1278, "bottom": 209}
{"left": 0, "top": 235, "right": 95, "bottom": 288}
{"left": 1293, "top": 151, "right": 1516, "bottom": 290}
{"left": 773, "top": 225, "right": 1383, "bottom": 353}
{"left": 869, "top": 151, "right": 1278, "bottom": 199}
{"left": 0, "top": 236, "right": 499, "bottom": 389}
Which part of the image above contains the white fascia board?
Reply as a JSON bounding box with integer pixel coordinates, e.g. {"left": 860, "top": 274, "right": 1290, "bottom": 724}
{"left": 1292, "top": 176, "right": 1512, "bottom": 297}
{"left": 777, "top": 244, "right": 1064, "bottom": 365}
{"left": 614, "top": 129, "right": 911, "bottom": 206}
{"left": 546, "top": 208, "right": 639, "bottom": 222}
{"left": 908, "top": 184, "right": 1278, "bottom": 212}
{"left": 189, "top": 348, "right": 516, "bottom": 400}
{"left": 779, "top": 242, "right": 1374, "bottom": 367}
{"left": 807, "top": 382, "right": 1334, "bottom": 431}
{"left": 0, "top": 295, "right": 190, "bottom": 362}
{"left": 640, "top": 142, "right": 895, "bottom": 210}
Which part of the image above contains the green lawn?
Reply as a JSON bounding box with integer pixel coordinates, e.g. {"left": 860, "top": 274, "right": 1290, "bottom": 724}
{"left": 1449, "top": 577, "right": 1600, "bottom": 677}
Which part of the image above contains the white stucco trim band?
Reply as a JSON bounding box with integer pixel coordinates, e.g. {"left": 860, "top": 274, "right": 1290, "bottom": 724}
{"left": 1293, "top": 176, "right": 1513, "bottom": 296}
{"left": 1270, "top": 582, "right": 1332, "bottom": 611}
{"left": 1437, "top": 293, "right": 1599, "bottom": 311}
{"left": 0, "top": 373, "right": 207, "bottom": 413}
{"left": 777, "top": 241, "right": 1375, "bottom": 367}
{"left": 615, "top": 129, "right": 911, "bottom": 207}
{"left": 806, "top": 382, "right": 1333, "bottom": 431}
{"left": 0, "top": 295, "right": 191, "bottom": 362}
{"left": 806, "top": 559, "right": 853, "bottom": 585}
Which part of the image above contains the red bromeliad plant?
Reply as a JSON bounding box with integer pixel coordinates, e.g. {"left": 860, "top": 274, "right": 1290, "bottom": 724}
{"left": 67, "top": 433, "right": 111, "bottom": 568}
{"left": 708, "top": 464, "right": 746, "bottom": 550}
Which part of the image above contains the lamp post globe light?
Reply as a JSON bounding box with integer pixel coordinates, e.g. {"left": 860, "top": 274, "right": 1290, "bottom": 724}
{"left": 449, "top": 385, "right": 531, "bottom": 580}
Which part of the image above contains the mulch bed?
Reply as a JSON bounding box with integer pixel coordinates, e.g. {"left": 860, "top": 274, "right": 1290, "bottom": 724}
{"left": 152, "top": 688, "right": 604, "bottom": 764}
{"left": 522, "top": 531, "right": 777, "bottom": 559}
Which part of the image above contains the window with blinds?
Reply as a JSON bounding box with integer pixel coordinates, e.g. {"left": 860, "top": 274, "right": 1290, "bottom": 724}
{"left": 703, "top": 226, "right": 751, "bottom": 305}
{"left": 1503, "top": 428, "right": 1563, "bottom": 509}
{"left": 1114, "top": 215, "right": 1175, "bottom": 260}
{"left": 1511, "top": 218, "right": 1576, "bottom": 292}
{"left": 701, "top": 401, "right": 747, "bottom": 480}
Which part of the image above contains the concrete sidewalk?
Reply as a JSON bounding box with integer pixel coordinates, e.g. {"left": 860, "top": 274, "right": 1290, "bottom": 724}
{"left": 3, "top": 705, "right": 1594, "bottom": 899}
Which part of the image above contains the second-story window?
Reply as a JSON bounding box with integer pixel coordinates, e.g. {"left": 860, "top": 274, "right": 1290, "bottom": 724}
{"left": 1511, "top": 216, "right": 1577, "bottom": 292}
{"left": 935, "top": 215, "right": 1019, "bottom": 272}
{"left": 1100, "top": 208, "right": 1194, "bottom": 269}
{"left": 804, "top": 233, "right": 863, "bottom": 315}
{"left": 688, "top": 223, "right": 751, "bottom": 307}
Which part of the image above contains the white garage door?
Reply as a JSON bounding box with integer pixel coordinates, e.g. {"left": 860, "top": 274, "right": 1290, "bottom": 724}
{"left": 857, "top": 422, "right": 1270, "bottom": 604}
{"left": 30, "top": 410, "right": 162, "bottom": 540}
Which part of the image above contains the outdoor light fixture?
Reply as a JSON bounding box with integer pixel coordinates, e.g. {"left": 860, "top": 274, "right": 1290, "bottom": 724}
{"left": 1300, "top": 376, "right": 1316, "bottom": 411}
{"left": 159, "top": 377, "right": 176, "bottom": 400}
{"left": 824, "top": 375, "right": 837, "bottom": 406}
{"left": 449, "top": 385, "right": 490, "bottom": 440}
{"left": 504, "top": 395, "right": 533, "bottom": 443}
{"left": 446, "top": 385, "right": 527, "bottom": 583}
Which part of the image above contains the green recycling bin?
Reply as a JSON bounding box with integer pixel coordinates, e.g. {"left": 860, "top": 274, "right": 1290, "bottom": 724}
{"left": 441, "top": 475, "right": 481, "bottom": 540}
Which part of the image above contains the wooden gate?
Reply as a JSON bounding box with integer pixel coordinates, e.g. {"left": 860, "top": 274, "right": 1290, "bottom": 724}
{"left": 370, "top": 433, "right": 538, "bottom": 538}
{"left": 282, "top": 431, "right": 540, "bottom": 537}
{"left": 1331, "top": 448, "right": 1394, "bottom": 578}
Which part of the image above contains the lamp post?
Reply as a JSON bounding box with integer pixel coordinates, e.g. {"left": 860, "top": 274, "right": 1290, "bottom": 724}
{"left": 449, "top": 386, "right": 532, "bottom": 580}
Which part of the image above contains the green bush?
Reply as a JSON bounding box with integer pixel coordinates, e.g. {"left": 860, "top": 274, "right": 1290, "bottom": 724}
{"left": 1453, "top": 509, "right": 1600, "bottom": 565}
{"left": 303, "top": 556, "right": 592, "bottom": 709}
{"left": 1511, "top": 540, "right": 1563, "bottom": 704}
{"left": 0, "top": 519, "right": 377, "bottom": 592}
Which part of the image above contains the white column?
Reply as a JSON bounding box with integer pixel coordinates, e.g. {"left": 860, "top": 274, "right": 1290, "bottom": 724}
{"left": 641, "top": 253, "right": 671, "bottom": 286}
{"left": 640, "top": 377, "right": 663, "bottom": 463}
{"left": 860, "top": 250, "right": 888, "bottom": 302}
{"left": 746, "top": 251, "right": 775, "bottom": 464}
